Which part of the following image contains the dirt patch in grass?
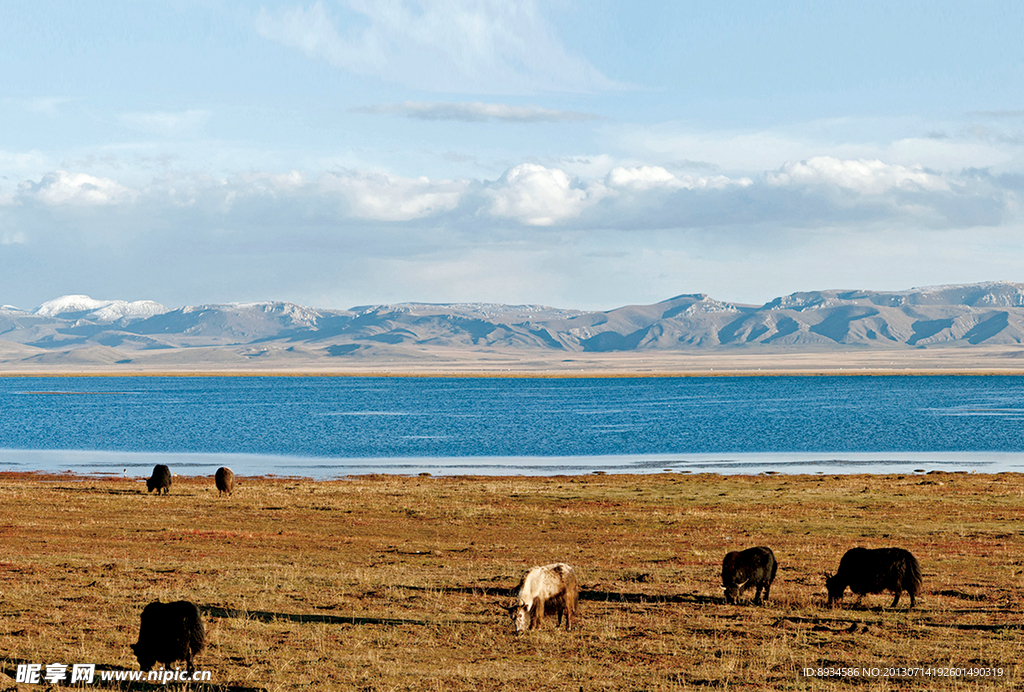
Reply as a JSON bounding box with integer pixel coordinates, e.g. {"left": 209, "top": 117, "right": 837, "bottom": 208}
{"left": 1, "top": 471, "right": 1023, "bottom": 690}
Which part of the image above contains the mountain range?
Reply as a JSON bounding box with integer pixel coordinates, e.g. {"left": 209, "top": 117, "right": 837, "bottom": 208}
{"left": 3, "top": 282, "right": 1024, "bottom": 369}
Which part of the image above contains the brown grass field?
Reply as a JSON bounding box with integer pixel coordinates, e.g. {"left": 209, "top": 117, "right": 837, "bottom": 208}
{"left": 2, "top": 470, "right": 1023, "bottom": 691}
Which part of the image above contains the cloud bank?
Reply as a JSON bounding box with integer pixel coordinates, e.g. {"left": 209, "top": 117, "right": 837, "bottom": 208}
{"left": 19, "top": 171, "right": 135, "bottom": 206}
{"left": 0, "top": 151, "right": 1019, "bottom": 313}
{"left": 3, "top": 157, "right": 1012, "bottom": 232}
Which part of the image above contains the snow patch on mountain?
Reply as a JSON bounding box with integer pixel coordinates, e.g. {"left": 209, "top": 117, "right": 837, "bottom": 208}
{"left": 34, "top": 295, "right": 170, "bottom": 322}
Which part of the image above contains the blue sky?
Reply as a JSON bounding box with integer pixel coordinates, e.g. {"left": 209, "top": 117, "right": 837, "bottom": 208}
{"left": 2, "top": 1, "right": 1023, "bottom": 311}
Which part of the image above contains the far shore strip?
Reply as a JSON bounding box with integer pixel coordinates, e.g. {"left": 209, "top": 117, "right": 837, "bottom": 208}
{"left": 3, "top": 345, "right": 1024, "bottom": 377}
{"left": 0, "top": 470, "right": 998, "bottom": 483}
{"left": 3, "top": 367, "right": 1024, "bottom": 378}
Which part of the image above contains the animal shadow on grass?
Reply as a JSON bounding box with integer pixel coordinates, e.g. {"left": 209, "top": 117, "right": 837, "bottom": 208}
{"left": 390, "top": 584, "right": 720, "bottom": 606}
{"left": 0, "top": 656, "right": 266, "bottom": 692}
{"left": 198, "top": 605, "right": 430, "bottom": 627}
{"left": 50, "top": 485, "right": 143, "bottom": 497}
{"left": 580, "top": 588, "right": 718, "bottom": 606}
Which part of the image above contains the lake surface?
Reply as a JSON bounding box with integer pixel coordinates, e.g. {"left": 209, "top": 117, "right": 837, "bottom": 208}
{"left": 2, "top": 375, "right": 1024, "bottom": 477}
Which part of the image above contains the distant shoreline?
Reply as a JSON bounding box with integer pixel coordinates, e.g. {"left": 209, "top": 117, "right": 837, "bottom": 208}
{"left": 4, "top": 344, "right": 1024, "bottom": 377}
{"left": 3, "top": 371, "right": 1024, "bottom": 378}
{"left": 5, "top": 449, "right": 1022, "bottom": 479}
{"left": 2, "top": 468, "right": 1019, "bottom": 484}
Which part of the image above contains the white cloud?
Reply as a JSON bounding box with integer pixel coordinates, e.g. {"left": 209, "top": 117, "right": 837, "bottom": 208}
{"left": 350, "top": 101, "right": 600, "bottom": 123}
{"left": 615, "top": 116, "right": 1024, "bottom": 176}
{"left": 0, "top": 155, "right": 1020, "bottom": 312}
{"left": 767, "top": 157, "right": 949, "bottom": 194}
{"left": 481, "top": 163, "right": 753, "bottom": 229}
{"left": 605, "top": 165, "right": 752, "bottom": 192}
{"left": 2, "top": 152, "right": 1013, "bottom": 251}
{"left": 319, "top": 169, "right": 470, "bottom": 221}
{"left": 254, "top": 0, "right": 619, "bottom": 94}
{"left": 605, "top": 165, "right": 677, "bottom": 189}
{"left": 485, "top": 163, "right": 603, "bottom": 226}
{"left": 20, "top": 171, "right": 135, "bottom": 206}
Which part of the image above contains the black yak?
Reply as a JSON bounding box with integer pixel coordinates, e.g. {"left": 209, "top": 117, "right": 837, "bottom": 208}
{"left": 722, "top": 546, "right": 778, "bottom": 604}
{"left": 215, "top": 467, "right": 235, "bottom": 496}
{"left": 826, "top": 547, "right": 922, "bottom": 608}
{"left": 509, "top": 563, "right": 578, "bottom": 633}
{"left": 131, "top": 600, "right": 206, "bottom": 673}
{"left": 146, "top": 465, "right": 172, "bottom": 494}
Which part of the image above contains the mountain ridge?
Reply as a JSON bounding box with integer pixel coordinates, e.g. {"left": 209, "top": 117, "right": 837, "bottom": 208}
{"left": 4, "top": 282, "right": 1024, "bottom": 369}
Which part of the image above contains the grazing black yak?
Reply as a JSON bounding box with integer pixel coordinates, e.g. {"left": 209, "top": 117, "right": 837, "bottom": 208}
{"left": 146, "top": 465, "right": 172, "bottom": 494}
{"left": 510, "top": 563, "right": 579, "bottom": 633}
{"left": 722, "top": 546, "right": 778, "bottom": 604}
{"left": 215, "top": 467, "right": 235, "bottom": 496}
{"left": 826, "top": 547, "right": 922, "bottom": 608}
{"left": 131, "top": 600, "right": 205, "bottom": 673}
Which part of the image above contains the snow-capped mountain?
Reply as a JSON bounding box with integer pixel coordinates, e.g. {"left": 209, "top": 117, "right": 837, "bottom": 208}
{"left": 34, "top": 295, "right": 170, "bottom": 322}
{"left": 3, "top": 283, "right": 1024, "bottom": 366}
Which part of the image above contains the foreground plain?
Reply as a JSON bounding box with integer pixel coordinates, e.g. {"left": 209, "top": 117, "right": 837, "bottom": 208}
{"left": 1, "top": 472, "right": 1023, "bottom": 690}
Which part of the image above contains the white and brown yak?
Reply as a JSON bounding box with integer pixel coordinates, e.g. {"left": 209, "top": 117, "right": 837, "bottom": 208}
{"left": 509, "top": 563, "right": 578, "bottom": 634}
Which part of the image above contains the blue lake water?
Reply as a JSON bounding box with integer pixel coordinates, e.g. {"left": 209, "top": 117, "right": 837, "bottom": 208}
{"left": 2, "top": 375, "right": 1024, "bottom": 478}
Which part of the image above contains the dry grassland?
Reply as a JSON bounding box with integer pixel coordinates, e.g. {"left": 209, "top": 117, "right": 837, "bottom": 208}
{"left": 1, "top": 471, "right": 1023, "bottom": 691}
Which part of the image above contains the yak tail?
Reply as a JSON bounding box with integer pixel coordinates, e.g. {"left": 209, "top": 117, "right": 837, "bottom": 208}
{"left": 904, "top": 554, "right": 923, "bottom": 596}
